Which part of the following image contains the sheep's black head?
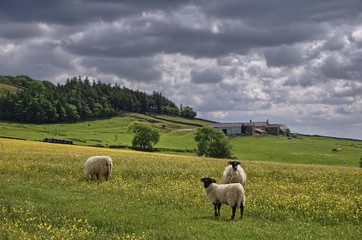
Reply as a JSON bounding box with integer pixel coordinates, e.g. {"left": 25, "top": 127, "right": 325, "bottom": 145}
{"left": 201, "top": 177, "right": 216, "bottom": 188}
{"left": 228, "top": 161, "right": 241, "bottom": 171}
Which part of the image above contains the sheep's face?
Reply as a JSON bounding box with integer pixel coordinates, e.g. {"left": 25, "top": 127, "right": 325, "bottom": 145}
{"left": 228, "top": 161, "right": 241, "bottom": 171}
{"left": 201, "top": 177, "right": 216, "bottom": 188}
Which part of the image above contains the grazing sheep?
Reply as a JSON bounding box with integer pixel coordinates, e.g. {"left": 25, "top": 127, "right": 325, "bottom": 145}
{"left": 201, "top": 177, "right": 245, "bottom": 220}
{"left": 84, "top": 156, "right": 113, "bottom": 181}
{"left": 332, "top": 147, "right": 342, "bottom": 152}
{"left": 221, "top": 161, "right": 247, "bottom": 187}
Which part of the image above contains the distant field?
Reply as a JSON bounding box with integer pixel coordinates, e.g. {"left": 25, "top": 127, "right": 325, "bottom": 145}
{"left": 231, "top": 135, "right": 362, "bottom": 167}
{"left": 0, "top": 138, "right": 361, "bottom": 239}
{"left": 0, "top": 113, "right": 200, "bottom": 149}
{"left": 0, "top": 113, "right": 361, "bottom": 167}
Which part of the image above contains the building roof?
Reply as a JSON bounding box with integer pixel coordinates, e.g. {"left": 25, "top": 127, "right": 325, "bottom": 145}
{"left": 209, "top": 123, "right": 246, "bottom": 128}
{"left": 209, "top": 121, "right": 281, "bottom": 129}
{"left": 255, "top": 128, "right": 266, "bottom": 133}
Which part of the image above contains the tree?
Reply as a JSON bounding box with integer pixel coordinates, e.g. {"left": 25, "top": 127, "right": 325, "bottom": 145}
{"left": 128, "top": 121, "right": 160, "bottom": 151}
{"left": 64, "top": 103, "right": 80, "bottom": 122}
{"left": 194, "top": 127, "right": 233, "bottom": 158}
{"left": 180, "top": 106, "right": 197, "bottom": 118}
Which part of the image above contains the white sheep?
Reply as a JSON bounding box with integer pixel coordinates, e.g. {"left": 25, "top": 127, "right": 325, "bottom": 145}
{"left": 201, "top": 177, "right": 245, "bottom": 220}
{"left": 332, "top": 147, "right": 342, "bottom": 152}
{"left": 221, "top": 160, "right": 247, "bottom": 187}
{"left": 84, "top": 156, "right": 113, "bottom": 181}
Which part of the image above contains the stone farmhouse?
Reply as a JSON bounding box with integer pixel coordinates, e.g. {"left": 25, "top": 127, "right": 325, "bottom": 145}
{"left": 209, "top": 119, "right": 285, "bottom": 136}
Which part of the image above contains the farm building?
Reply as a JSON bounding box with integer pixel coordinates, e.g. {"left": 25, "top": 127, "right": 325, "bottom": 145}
{"left": 209, "top": 120, "right": 285, "bottom": 136}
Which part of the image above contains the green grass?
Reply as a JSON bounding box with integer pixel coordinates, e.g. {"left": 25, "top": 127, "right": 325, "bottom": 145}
{"left": 0, "top": 138, "right": 361, "bottom": 239}
{"left": 231, "top": 135, "right": 362, "bottom": 167}
{"left": 0, "top": 113, "right": 361, "bottom": 167}
{"left": 0, "top": 83, "right": 21, "bottom": 95}
{"left": 0, "top": 114, "right": 199, "bottom": 148}
{"left": 152, "top": 115, "right": 213, "bottom": 127}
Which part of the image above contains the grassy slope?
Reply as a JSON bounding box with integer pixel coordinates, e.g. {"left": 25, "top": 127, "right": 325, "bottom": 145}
{"left": 0, "top": 113, "right": 361, "bottom": 167}
{"left": 0, "top": 114, "right": 200, "bottom": 149}
{"left": 0, "top": 83, "right": 20, "bottom": 95}
{"left": 0, "top": 138, "right": 361, "bottom": 239}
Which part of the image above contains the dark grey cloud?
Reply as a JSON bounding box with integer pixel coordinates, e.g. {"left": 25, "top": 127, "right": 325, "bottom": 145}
{"left": 0, "top": 0, "right": 361, "bottom": 139}
{"left": 80, "top": 57, "right": 162, "bottom": 82}
{"left": 61, "top": 12, "right": 326, "bottom": 59}
{"left": 0, "top": 40, "right": 74, "bottom": 79}
{"left": 190, "top": 68, "right": 223, "bottom": 84}
{"left": 331, "top": 81, "right": 362, "bottom": 98}
{"left": 321, "top": 55, "right": 362, "bottom": 81}
{"left": 322, "top": 36, "right": 347, "bottom": 52}
{"left": 204, "top": 0, "right": 361, "bottom": 24}
{"left": 0, "top": 0, "right": 190, "bottom": 25}
{"left": 263, "top": 45, "right": 304, "bottom": 67}
{"left": 284, "top": 70, "right": 323, "bottom": 87}
{"left": 0, "top": 22, "right": 43, "bottom": 40}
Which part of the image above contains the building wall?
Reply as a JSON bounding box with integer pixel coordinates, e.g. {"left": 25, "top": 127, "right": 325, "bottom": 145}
{"left": 210, "top": 122, "right": 283, "bottom": 136}
{"left": 266, "top": 125, "right": 280, "bottom": 135}
{"left": 222, "top": 127, "right": 242, "bottom": 135}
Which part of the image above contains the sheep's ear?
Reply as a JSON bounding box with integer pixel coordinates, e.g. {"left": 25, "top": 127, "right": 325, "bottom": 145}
{"left": 211, "top": 178, "right": 216, "bottom": 183}
{"left": 228, "top": 161, "right": 233, "bottom": 165}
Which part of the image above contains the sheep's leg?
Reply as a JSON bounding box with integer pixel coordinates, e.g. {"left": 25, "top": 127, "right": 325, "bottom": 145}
{"left": 213, "top": 203, "right": 218, "bottom": 217}
{"left": 213, "top": 203, "right": 222, "bottom": 217}
{"left": 240, "top": 203, "right": 244, "bottom": 218}
{"left": 96, "top": 174, "right": 99, "bottom": 180}
{"left": 231, "top": 205, "right": 237, "bottom": 220}
{"left": 217, "top": 203, "right": 221, "bottom": 216}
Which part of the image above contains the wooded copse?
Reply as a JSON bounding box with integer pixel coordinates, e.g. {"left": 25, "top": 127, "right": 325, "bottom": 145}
{"left": 0, "top": 75, "right": 196, "bottom": 123}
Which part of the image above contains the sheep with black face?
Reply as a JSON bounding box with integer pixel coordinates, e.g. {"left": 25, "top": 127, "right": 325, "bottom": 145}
{"left": 201, "top": 177, "right": 245, "bottom": 220}
{"left": 221, "top": 160, "right": 246, "bottom": 187}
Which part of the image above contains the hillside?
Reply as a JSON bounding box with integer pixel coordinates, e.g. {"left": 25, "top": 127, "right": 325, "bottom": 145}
{"left": 0, "top": 75, "right": 196, "bottom": 123}
{"left": 0, "top": 113, "right": 361, "bottom": 167}
{"left": 0, "top": 138, "right": 361, "bottom": 239}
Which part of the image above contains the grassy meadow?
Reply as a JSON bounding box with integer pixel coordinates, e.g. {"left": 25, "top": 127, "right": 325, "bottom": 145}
{"left": 0, "top": 113, "right": 361, "bottom": 167}
{"left": 0, "top": 114, "right": 202, "bottom": 150}
{"left": 1, "top": 138, "right": 361, "bottom": 239}
{"left": 231, "top": 134, "right": 362, "bottom": 167}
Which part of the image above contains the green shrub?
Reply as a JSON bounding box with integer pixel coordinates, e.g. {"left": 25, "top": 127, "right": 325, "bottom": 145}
{"left": 194, "top": 127, "right": 232, "bottom": 158}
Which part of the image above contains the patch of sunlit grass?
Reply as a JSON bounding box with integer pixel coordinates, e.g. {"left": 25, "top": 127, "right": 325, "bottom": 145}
{"left": 0, "top": 138, "right": 361, "bottom": 239}
{"left": 0, "top": 200, "right": 95, "bottom": 239}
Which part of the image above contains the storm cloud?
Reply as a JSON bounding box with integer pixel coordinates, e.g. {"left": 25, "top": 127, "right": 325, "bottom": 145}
{"left": 0, "top": 0, "right": 361, "bottom": 139}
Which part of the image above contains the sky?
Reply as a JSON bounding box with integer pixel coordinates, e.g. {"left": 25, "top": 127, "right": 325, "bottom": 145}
{"left": 1, "top": 0, "right": 362, "bottom": 140}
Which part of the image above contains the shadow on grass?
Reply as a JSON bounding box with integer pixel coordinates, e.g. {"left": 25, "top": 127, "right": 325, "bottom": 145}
{"left": 192, "top": 215, "right": 243, "bottom": 222}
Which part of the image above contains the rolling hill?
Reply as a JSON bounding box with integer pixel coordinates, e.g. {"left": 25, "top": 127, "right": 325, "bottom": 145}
{"left": 0, "top": 113, "right": 361, "bottom": 167}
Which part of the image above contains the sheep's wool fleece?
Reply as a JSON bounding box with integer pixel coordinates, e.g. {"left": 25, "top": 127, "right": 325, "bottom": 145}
{"left": 204, "top": 183, "right": 245, "bottom": 207}
{"left": 221, "top": 165, "right": 247, "bottom": 186}
{"left": 84, "top": 156, "right": 113, "bottom": 177}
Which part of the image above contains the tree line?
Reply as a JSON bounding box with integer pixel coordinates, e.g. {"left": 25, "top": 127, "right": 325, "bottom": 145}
{"left": 0, "top": 75, "right": 196, "bottom": 123}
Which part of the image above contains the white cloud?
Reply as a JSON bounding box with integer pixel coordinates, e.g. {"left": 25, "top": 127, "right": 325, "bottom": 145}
{"left": 351, "top": 27, "right": 362, "bottom": 42}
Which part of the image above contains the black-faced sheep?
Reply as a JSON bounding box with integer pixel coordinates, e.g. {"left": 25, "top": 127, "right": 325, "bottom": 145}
{"left": 201, "top": 177, "right": 245, "bottom": 220}
{"left": 221, "top": 161, "right": 247, "bottom": 187}
{"left": 84, "top": 156, "right": 113, "bottom": 181}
